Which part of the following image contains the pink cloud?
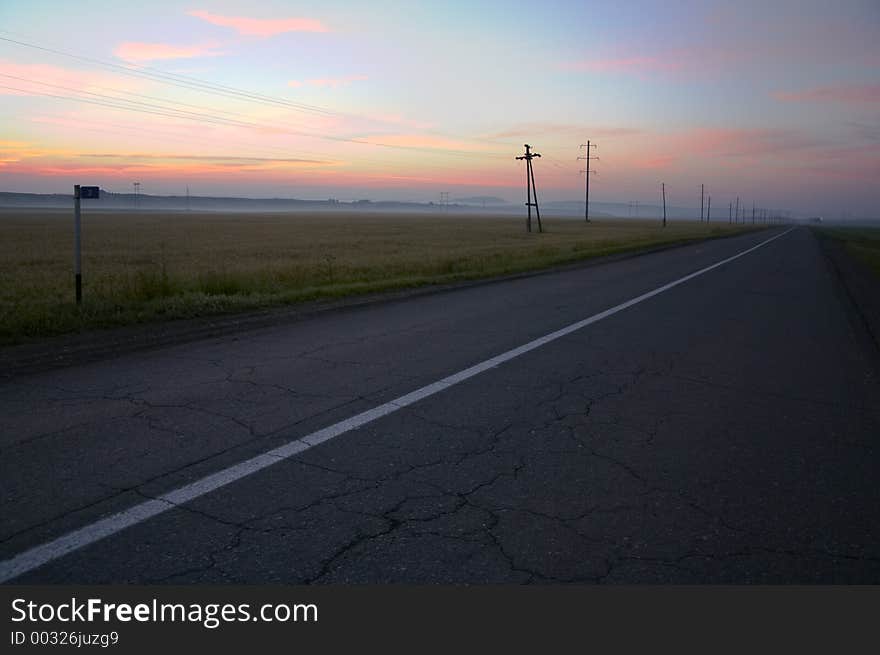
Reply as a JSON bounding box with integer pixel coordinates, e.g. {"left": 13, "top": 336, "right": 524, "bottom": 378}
{"left": 487, "top": 123, "right": 642, "bottom": 139}
{"left": 114, "top": 41, "right": 223, "bottom": 62}
{"left": 631, "top": 155, "right": 675, "bottom": 170}
{"left": 0, "top": 59, "right": 147, "bottom": 96}
{"left": 774, "top": 84, "right": 880, "bottom": 105}
{"left": 679, "top": 128, "right": 821, "bottom": 157}
{"left": 289, "top": 75, "right": 368, "bottom": 89}
{"left": 364, "top": 134, "right": 493, "bottom": 153}
{"left": 365, "top": 113, "right": 434, "bottom": 130}
{"left": 188, "top": 10, "right": 328, "bottom": 37}
{"left": 563, "top": 56, "right": 681, "bottom": 74}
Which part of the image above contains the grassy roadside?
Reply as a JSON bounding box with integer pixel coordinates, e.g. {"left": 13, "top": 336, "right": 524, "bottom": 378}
{"left": 0, "top": 211, "right": 758, "bottom": 345}
{"left": 816, "top": 226, "right": 880, "bottom": 277}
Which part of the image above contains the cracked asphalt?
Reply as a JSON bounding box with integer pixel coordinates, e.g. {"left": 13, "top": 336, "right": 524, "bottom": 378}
{"left": 2, "top": 226, "right": 879, "bottom": 583}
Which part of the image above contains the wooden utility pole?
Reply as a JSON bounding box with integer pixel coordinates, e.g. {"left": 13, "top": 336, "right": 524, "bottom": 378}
{"left": 577, "top": 141, "right": 598, "bottom": 222}
{"left": 735, "top": 196, "right": 740, "bottom": 224}
{"left": 752, "top": 202, "right": 756, "bottom": 224}
{"left": 729, "top": 201, "right": 732, "bottom": 224}
{"left": 661, "top": 182, "right": 667, "bottom": 227}
{"left": 516, "top": 144, "right": 542, "bottom": 233}
{"left": 707, "top": 195, "right": 711, "bottom": 222}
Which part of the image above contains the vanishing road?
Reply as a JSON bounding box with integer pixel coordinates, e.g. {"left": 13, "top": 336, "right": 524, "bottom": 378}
{"left": 2, "top": 227, "right": 879, "bottom": 583}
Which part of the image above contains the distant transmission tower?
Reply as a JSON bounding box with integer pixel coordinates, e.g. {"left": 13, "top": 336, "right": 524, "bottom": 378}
{"left": 133, "top": 181, "right": 140, "bottom": 209}
{"left": 439, "top": 191, "right": 449, "bottom": 213}
{"left": 516, "top": 144, "right": 542, "bottom": 233}
{"left": 578, "top": 141, "right": 598, "bottom": 222}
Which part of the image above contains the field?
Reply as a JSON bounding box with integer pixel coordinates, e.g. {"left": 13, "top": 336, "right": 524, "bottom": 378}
{"left": 818, "top": 226, "right": 880, "bottom": 277}
{"left": 0, "top": 210, "right": 757, "bottom": 344}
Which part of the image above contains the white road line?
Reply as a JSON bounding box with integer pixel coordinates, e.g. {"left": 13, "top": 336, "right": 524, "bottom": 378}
{"left": 0, "top": 227, "right": 796, "bottom": 582}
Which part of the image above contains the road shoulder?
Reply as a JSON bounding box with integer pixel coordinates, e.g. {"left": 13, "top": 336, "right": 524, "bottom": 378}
{"left": 814, "top": 228, "right": 880, "bottom": 369}
{"left": 0, "top": 228, "right": 765, "bottom": 380}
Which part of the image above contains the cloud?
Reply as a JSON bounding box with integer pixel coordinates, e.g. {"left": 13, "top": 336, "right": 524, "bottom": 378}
{"left": 114, "top": 41, "right": 223, "bottom": 62}
{"left": 559, "top": 44, "right": 748, "bottom": 79}
{"left": 562, "top": 56, "right": 680, "bottom": 75}
{"left": 0, "top": 59, "right": 146, "bottom": 96}
{"left": 679, "top": 128, "right": 821, "bottom": 157}
{"left": 487, "top": 123, "right": 643, "bottom": 139}
{"left": 288, "top": 75, "right": 367, "bottom": 89}
{"left": 631, "top": 155, "right": 675, "bottom": 170}
{"left": 188, "top": 10, "right": 328, "bottom": 37}
{"left": 78, "top": 153, "right": 333, "bottom": 165}
{"left": 774, "top": 84, "right": 880, "bottom": 105}
{"left": 365, "top": 113, "right": 434, "bottom": 130}
{"left": 0, "top": 140, "right": 67, "bottom": 166}
{"left": 363, "top": 134, "right": 492, "bottom": 153}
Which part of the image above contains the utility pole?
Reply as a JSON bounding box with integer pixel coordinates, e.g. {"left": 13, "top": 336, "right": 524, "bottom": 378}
{"left": 752, "top": 202, "right": 756, "bottom": 225}
{"left": 133, "top": 181, "right": 140, "bottom": 209}
{"left": 707, "top": 195, "right": 711, "bottom": 222}
{"left": 516, "top": 144, "right": 542, "bottom": 233}
{"left": 700, "top": 184, "right": 704, "bottom": 222}
{"left": 735, "top": 196, "right": 740, "bottom": 224}
{"left": 577, "top": 141, "right": 598, "bottom": 223}
{"left": 729, "top": 201, "right": 732, "bottom": 224}
{"left": 661, "top": 182, "right": 667, "bottom": 227}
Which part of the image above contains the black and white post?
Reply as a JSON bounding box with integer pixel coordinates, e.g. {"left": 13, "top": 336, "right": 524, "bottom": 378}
{"left": 73, "top": 185, "right": 100, "bottom": 305}
{"left": 74, "top": 184, "right": 82, "bottom": 304}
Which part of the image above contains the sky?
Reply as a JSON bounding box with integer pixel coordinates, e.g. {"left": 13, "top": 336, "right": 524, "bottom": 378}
{"left": 0, "top": 0, "right": 878, "bottom": 216}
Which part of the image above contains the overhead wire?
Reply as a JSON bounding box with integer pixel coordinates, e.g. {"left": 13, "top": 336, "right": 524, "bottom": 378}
{"left": 0, "top": 33, "right": 516, "bottom": 157}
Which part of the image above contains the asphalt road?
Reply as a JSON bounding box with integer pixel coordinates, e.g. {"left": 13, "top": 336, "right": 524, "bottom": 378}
{"left": 2, "top": 226, "right": 878, "bottom": 583}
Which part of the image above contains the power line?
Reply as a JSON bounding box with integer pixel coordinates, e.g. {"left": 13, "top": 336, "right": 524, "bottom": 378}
{"left": 0, "top": 33, "right": 516, "bottom": 158}
{"left": 0, "top": 80, "right": 510, "bottom": 159}
{"left": 0, "top": 34, "right": 343, "bottom": 119}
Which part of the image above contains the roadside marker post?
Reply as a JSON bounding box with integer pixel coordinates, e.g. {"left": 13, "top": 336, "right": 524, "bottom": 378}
{"left": 73, "top": 185, "right": 99, "bottom": 304}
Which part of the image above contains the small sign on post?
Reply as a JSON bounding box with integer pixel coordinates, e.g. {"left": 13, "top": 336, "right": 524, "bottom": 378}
{"left": 73, "top": 185, "right": 99, "bottom": 304}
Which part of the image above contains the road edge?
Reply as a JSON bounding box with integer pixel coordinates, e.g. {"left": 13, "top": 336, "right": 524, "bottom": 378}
{"left": 0, "top": 227, "right": 767, "bottom": 379}
{"left": 812, "top": 228, "right": 880, "bottom": 374}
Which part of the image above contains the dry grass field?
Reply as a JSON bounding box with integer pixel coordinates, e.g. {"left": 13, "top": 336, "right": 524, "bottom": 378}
{"left": 0, "top": 209, "right": 757, "bottom": 343}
